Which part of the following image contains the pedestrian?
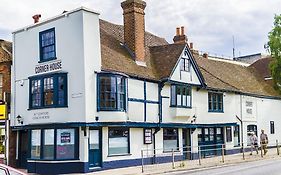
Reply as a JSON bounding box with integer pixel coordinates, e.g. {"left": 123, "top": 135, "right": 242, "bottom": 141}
{"left": 260, "top": 129, "right": 268, "bottom": 155}
{"left": 249, "top": 132, "right": 258, "bottom": 155}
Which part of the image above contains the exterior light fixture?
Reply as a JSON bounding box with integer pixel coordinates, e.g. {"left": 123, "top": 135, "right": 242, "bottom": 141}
{"left": 16, "top": 115, "right": 23, "bottom": 125}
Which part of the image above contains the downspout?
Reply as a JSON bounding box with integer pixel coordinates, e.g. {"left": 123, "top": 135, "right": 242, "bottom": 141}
{"left": 240, "top": 94, "right": 244, "bottom": 148}
{"left": 153, "top": 82, "right": 164, "bottom": 162}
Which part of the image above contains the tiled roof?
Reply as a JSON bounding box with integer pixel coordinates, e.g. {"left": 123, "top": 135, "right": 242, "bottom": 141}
{"left": 150, "top": 43, "right": 186, "bottom": 79}
{"left": 194, "top": 54, "right": 279, "bottom": 97}
{"left": 99, "top": 19, "right": 279, "bottom": 97}
{"left": 250, "top": 56, "right": 272, "bottom": 78}
{"left": 0, "top": 40, "right": 12, "bottom": 62}
{"left": 100, "top": 19, "right": 168, "bottom": 80}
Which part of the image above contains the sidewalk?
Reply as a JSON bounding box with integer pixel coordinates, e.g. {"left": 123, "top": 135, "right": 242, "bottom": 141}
{"left": 78, "top": 147, "right": 281, "bottom": 175}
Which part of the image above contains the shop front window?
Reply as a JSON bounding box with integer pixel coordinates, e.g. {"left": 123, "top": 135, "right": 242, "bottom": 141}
{"left": 31, "top": 130, "right": 41, "bottom": 159}
{"left": 163, "top": 128, "right": 178, "bottom": 152}
{"left": 108, "top": 128, "right": 129, "bottom": 155}
{"left": 30, "top": 128, "right": 77, "bottom": 160}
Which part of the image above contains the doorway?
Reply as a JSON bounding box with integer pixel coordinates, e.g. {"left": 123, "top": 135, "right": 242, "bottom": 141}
{"left": 18, "top": 130, "right": 28, "bottom": 168}
{"left": 89, "top": 129, "right": 102, "bottom": 168}
{"left": 182, "top": 129, "right": 191, "bottom": 160}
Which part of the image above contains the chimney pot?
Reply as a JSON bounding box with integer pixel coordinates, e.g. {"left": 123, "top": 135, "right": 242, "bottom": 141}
{"left": 190, "top": 42, "right": 193, "bottom": 49}
{"left": 181, "top": 26, "right": 185, "bottom": 35}
{"left": 32, "top": 14, "right": 41, "bottom": 23}
{"left": 176, "top": 27, "right": 180, "bottom": 36}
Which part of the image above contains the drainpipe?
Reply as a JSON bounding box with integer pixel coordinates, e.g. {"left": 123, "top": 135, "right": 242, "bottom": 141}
{"left": 152, "top": 82, "right": 165, "bottom": 162}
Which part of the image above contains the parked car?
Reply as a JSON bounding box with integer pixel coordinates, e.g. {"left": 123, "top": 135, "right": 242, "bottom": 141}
{"left": 0, "top": 164, "right": 27, "bottom": 175}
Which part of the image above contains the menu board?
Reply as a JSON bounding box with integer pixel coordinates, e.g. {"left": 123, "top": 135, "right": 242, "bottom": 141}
{"left": 144, "top": 128, "right": 152, "bottom": 144}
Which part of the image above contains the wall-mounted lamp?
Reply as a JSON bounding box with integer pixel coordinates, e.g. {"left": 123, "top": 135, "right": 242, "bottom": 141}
{"left": 191, "top": 115, "right": 197, "bottom": 123}
{"left": 16, "top": 115, "right": 23, "bottom": 125}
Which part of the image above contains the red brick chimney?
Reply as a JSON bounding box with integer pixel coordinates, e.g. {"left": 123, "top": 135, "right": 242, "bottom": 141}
{"left": 121, "top": 0, "right": 146, "bottom": 66}
{"left": 32, "top": 14, "right": 41, "bottom": 23}
{"left": 173, "top": 26, "right": 187, "bottom": 44}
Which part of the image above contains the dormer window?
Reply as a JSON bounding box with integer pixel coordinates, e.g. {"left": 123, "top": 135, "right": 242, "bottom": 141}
{"left": 39, "top": 28, "right": 56, "bottom": 62}
{"left": 180, "top": 58, "right": 190, "bottom": 72}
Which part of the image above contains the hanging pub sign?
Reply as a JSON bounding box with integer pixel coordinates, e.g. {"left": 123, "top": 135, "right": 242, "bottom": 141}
{"left": 144, "top": 128, "right": 152, "bottom": 144}
{"left": 35, "top": 60, "right": 62, "bottom": 74}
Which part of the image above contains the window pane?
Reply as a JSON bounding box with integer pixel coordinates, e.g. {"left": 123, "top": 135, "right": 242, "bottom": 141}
{"left": 44, "top": 77, "right": 54, "bottom": 106}
{"left": 171, "top": 86, "right": 176, "bottom": 106}
{"left": 31, "top": 130, "right": 41, "bottom": 159}
{"left": 163, "top": 128, "right": 178, "bottom": 151}
{"left": 176, "top": 86, "right": 181, "bottom": 106}
{"left": 90, "top": 130, "right": 99, "bottom": 149}
{"left": 56, "top": 129, "right": 75, "bottom": 159}
{"left": 58, "top": 76, "right": 66, "bottom": 105}
{"left": 226, "top": 127, "right": 232, "bottom": 142}
{"left": 117, "top": 77, "right": 125, "bottom": 110}
{"left": 41, "top": 29, "right": 55, "bottom": 60}
{"left": 43, "top": 129, "right": 54, "bottom": 159}
{"left": 108, "top": 128, "right": 129, "bottom": 155}
{"left": 0, "top": 74, "right": 3, "bottom": 100}
{"left": 31, "top": 79, "right": 41, "bottom": 107}
{"left": 100, "top": 76, "right": 117, "bottom": 109}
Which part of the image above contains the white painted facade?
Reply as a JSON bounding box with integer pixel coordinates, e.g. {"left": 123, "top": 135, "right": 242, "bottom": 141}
{"left": 10, "top": 6, "right": 281, "bottom": 174}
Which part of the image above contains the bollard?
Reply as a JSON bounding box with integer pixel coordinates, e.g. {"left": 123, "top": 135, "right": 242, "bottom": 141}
{"left": 141, "top": 150, "right": 144, "bottom": 173}
{"left": 198, "top": 146, "right": 201, "bottom": 165}
{"left": 242, "top": 143, "right": 245, "bottom": 160}
{"left": 222, "top": 144, "right": 225, "bottom": 163}
{"left": 277, "top": 140, "right": 280, "bottom": 156}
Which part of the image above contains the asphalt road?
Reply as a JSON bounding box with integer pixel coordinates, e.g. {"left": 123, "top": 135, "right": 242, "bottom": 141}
{"left": 168, "top": 158, "right": 281, "bottom": 175}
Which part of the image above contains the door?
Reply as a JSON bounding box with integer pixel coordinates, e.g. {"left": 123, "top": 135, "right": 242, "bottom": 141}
{"left": 19, "top": 130, "right": 28, "bottom": 168}
{"left": 182, "top": 129, "right": 191, "bottom": 160}
{"left": 89, "top": 129, "right": 102, "bottom": 167}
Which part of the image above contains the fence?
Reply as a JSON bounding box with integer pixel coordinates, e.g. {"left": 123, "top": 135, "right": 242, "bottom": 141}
{"left": 141, "top": 140, "right": 281, "bottom": 173}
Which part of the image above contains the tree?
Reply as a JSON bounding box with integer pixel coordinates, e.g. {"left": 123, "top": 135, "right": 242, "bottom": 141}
{"left": 268, "top": 14, "right": 281, "bottom": 92}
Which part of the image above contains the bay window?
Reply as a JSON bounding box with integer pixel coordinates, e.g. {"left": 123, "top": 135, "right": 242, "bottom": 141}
{"left": 98, "top": 74, "right": 126, "bottom": 111}
{"left": 171, "top": 85, "right": 191, "bottom": 107}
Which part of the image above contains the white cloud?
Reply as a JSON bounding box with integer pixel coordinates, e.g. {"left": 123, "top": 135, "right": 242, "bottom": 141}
{"left": 0, "top": 0, "right": 280, "bottom": 57}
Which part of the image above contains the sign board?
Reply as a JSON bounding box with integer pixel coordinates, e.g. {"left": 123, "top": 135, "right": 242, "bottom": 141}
{"left": 0, "top": 104, "right": 7, "bottom": 120}
{"left": 144, "top": 128, "right": 152, "bottom": 144}
{"left": 35, "top": 60, "right": 62, "bottom": 74}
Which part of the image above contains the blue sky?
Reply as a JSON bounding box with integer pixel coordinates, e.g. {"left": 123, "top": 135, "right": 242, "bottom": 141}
{"left": 0, "top": 0, "right": 280, "bottom": 57}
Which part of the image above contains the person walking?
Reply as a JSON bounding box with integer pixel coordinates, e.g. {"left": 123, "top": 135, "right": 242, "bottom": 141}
{"left": 250, "top": 132, "right": 258, "bottom": 155}
{"left": 260, "top": 129, "right": 268, "bottom": 155}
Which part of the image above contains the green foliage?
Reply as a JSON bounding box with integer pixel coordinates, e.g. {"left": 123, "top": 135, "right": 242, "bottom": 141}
{"left": 269, "top": 14, "right": 281, "bottom": 92}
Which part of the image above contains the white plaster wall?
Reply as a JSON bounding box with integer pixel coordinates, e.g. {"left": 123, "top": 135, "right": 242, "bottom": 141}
{"left": 82, "top": 11, "right": 102, "bottom": 122}
{"left": 128, "top": 102, "right": 144, "bottom": 122}
{"left": 146, "top": 82, "right": 158, "bottom": 101}
{"left": 128, "top": 79, "right": 144, "bottom": 99}
{"left": 146, "top": 104, "right": 158, "bottom": 122}
{"left": 12, "top": 10, "right": 97, "bottom": 126}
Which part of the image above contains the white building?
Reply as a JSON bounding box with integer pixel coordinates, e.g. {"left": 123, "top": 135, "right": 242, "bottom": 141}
{"left": 11, "top": 0, "right": 281, "bottom": 174}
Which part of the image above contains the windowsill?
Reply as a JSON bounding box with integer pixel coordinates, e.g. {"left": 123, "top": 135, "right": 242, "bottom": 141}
{"left": 170, "top": 105, "right": 192, "bottom": 109}
{"left": 97, "top": 109, "right": 126, "bottom": 112}
{"left": 208, "top": 110, "right": 224, "bottom": 113}
{"left": 38, "top": 57, "right": 57, "bottom": 63}
{"left": 163, "top": 150, "right": 180, "bottom": 153}
{"left": 28, "top": 105, "right": 68, "bottom": 110}
{"left": 107, "top": 153, "right": 131, "bottom": 157}
{"left": 28, "top": 158, "right": 79, "bottom": 161}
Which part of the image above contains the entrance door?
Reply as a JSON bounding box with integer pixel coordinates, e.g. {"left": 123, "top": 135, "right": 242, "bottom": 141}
{"left": 19, "top": 130, "right": 28, "bottom": 168}
{"left": 89, "top": 129, "right": 101, "bottom": 167}
{"left": 182, "top": 129, "right": 191, "bottom": 160}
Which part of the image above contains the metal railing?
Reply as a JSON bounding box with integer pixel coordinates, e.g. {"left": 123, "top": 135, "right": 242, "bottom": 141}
{"left": 141, "top": 140, "right": 281, "bottom": 173}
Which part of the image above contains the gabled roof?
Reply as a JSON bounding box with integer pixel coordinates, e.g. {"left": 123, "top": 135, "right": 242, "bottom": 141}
{"left": 150, "top": 43, "right": 186, "bottom": 80}
{"left": 99, "top": 19, "right": 279, "bottom": 97}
